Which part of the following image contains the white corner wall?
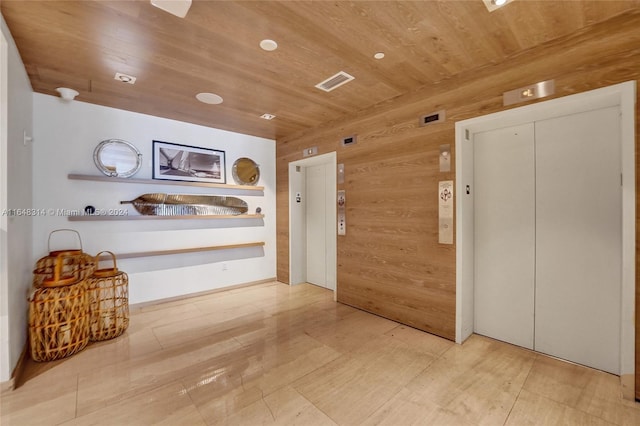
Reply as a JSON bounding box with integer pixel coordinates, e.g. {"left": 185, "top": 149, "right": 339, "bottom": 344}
{"left": 1, "top": 15, "right": 34, "bottom": 383}
{"left": 32, "top": 93, "right": 276, "bottom": 304}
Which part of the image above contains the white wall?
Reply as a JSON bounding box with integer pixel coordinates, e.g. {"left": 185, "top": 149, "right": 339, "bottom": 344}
{"left": 32, "top": 93, "right": 276, "bottom": 304}
{"left": 1, "top": 15, "right": 34, "bottom": 383}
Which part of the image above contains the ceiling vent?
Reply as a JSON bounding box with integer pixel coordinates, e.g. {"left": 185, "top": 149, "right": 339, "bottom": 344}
{"left": 315, "top": 71, "right": 355, "bottom": 92}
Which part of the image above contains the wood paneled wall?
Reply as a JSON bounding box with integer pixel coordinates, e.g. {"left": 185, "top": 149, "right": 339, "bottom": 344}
{"left": 276, "top": 9, "right": 640, "bottom": 397}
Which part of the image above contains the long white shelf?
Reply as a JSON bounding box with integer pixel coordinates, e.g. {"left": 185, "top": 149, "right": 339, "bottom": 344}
{"left": 68, "top": 173, "right": 264, "bottom": 192}
{"left": 97, "top": 242, "right": 265, "bottom": 260}
{"left": 68, "top": 214, "right": 264, "bottom": 222}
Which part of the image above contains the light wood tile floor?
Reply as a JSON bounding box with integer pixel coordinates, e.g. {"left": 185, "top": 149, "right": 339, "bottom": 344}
{"left": 1, "top": 282, "right": 638, "bottom": 425}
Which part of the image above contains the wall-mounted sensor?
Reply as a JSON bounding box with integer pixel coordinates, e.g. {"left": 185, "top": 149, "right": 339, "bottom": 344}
{"left": 341, "top": 135, "right": 357, "bottom": 146}
{"left": 420, "top": 110, "right": 445, "bottom": 126}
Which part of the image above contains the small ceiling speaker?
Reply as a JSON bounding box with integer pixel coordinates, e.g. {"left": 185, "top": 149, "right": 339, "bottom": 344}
{"left": 56, "top": 87, "right": 79, "bottom": 101}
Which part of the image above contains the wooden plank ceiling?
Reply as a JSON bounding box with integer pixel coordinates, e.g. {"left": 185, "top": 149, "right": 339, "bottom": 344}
{"left": 2, "top": 0, "right": 639, "bottom": 140}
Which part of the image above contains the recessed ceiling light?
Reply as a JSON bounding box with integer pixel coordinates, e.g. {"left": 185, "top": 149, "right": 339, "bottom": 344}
{"left": 483, "top": 0, "right": 512, "bottom": 11}
{"left": 114, "top": 72, "right": 136, "bottom": 84}
{"left": 260, "top": 39, "right": 278, "bottom": 52}
{"left": 260, "top": 113, "right": 276, "bottom": 120}
{"left": 374, "top": 52, "right": 385, "bottom": 60}
{"left": 196, "top": 92, "right": 224, "bottom": 104}
{"left": 150, "top": 0, "right": 192, "bottom": 18}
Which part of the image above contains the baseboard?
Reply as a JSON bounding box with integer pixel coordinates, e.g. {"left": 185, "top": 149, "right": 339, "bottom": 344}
{"left": 0, "top": 342, "right": 27, "bottom": 393}
{"left": 620, "top": 373, "right": 634, "bottom": 401}
{"left": 130, "top": 278, "right": 278, "bottom": 310}
{"left": 0, "top": 376, "right": 14, "bottom": 393}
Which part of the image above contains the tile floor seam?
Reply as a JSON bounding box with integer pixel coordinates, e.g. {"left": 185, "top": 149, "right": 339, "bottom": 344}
{"left": 256, "top": 346, "right": 345, "bottom": 401}
{"left": 502, "top": 353, "right": 537, "bottom": 426}
{"left": 522, "top": 355, "right": 633, "bottom": 425}
{"left": 303, "top": 394, "right": 340, "bottom": 426}
{"left": 74, "top": 373, "right": 79, "bottom": 421}
{"left": 287, "top": 385, "right": 341, "bottom": 426}
{"left": 358, "top": 384, "right": 408, "bottom": 425}
{"left": 261, "top": 389, "right": 277, "bottom": 422}
{"left": 436, "top": 340, "right": 457, "bottom": 359}
{"left": 566, "top": 392, "right": 626, "bottom": 425}
{"left": 232, "top": 335, "right": 248, "bottom": 349}
{"left": 286, "top": 337, "right": 349, "bottom": 388}
{"left": 150, "top": 326, "right": 167, "bottom": 350}
{"left": 405, "top": 363, "right": 435, "bottom": 389}
{"left": 181, "top": 379, "right": 209, "bottom": 426}
{"left": 517, "top": 389, "right": 621, "bottom": 426}
{"left": 74, "top": 378, "right": 170, "bottom": 419}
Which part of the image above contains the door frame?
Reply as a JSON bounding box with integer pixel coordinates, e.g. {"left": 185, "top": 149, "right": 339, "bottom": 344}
{"left": 0, "top": 25, "right": 9, "bottom": 383}
{"left": 288, "top": 152, "right": 337, "bottom": 296}
{"left": 455, "top": 82, "right": 636, "bottom": 388}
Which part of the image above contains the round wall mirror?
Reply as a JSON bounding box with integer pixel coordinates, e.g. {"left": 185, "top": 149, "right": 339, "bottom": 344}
{"left": 232, "top": 157, "right": 260, "bottom": 185}
{"left": 93, "top": 139, "right": 142, "bottom": 178}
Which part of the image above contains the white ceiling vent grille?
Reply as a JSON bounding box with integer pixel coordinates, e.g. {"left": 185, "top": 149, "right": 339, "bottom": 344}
{"left": 315, "top": 71, "right": 355, "bottom": 92}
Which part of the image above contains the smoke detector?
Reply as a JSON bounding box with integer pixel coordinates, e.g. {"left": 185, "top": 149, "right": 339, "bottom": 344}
{"left": 56, "top": 87, "right": 79, "bottom": 101}
{"left": 315, "top": 71, "right": 355, "bottom": 92}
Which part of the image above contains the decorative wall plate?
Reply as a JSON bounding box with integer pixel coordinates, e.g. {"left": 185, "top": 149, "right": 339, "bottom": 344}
{"left": 93, "top": 139, "right": 142, "bottom": 178}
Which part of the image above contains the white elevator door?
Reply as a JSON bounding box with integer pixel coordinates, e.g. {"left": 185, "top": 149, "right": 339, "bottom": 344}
{"left": 473, "top": 106, "right": 622, "bottom": 374}
{"left": 534, "top": 106, "right": 621, "bottom": 374}
{"left": 306, "top": 164, "right": 327, "bottom": 287}
{"left": 474, "top": 123, "right": 536, "bottom": 350}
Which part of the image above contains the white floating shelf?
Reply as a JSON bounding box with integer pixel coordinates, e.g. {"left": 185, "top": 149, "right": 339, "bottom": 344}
{"left": 68, "top": 214, "right": 265, "bottom": 222}
{"left": 68, "top": 173, "right": 264, "bottom": 192}
{"left": 97, "top": 242, "right": 265, "bottom": 260}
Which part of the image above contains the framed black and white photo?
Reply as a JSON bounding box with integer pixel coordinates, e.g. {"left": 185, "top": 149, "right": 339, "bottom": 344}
{"left": 152, "top": 140, "right": 226, "bottom": 184}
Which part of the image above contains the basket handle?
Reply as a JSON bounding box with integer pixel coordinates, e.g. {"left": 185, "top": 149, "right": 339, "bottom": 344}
{"left": 48, "top": 229, "right": 83, "bottom": 253}
{"left": 42, "top": 253, "right": 77, "bottom": 287}
{"left": 95, "top": 251, "right": 118, "bottom": 272}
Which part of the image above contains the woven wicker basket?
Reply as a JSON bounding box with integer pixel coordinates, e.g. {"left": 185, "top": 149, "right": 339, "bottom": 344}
{"left": 87, "top": 252, "right": 129, "bottom": 341}
{"left": 33, "top": 229, "right": 96, "bottom": 288}
{"left": 28, "top": 255, "right": 90, "bottom": 362}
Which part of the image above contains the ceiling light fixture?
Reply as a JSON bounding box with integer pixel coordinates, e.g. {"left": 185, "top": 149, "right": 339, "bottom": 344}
{"left": 482, "top": 0, "right": 512, "bottom": 11}
{"left": 114, "top": 72, "right": 136, "bottom": 84}
{"left": 260, "top": 113, "right": 276, "bottom": 120}
{"left": 196, "top": 92, "right": 224, "bottom": 105}
{"left": 374, "top": 52, "right": 385, "bottom": 60}
{"left": 56, "top": 87, "right": 79, "bottom": 101}
{"left": 150, "top": 0, "right": 192, "bottom": 18}
{"left": 260, "top": 39, "right": 278, "bottom": 52}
